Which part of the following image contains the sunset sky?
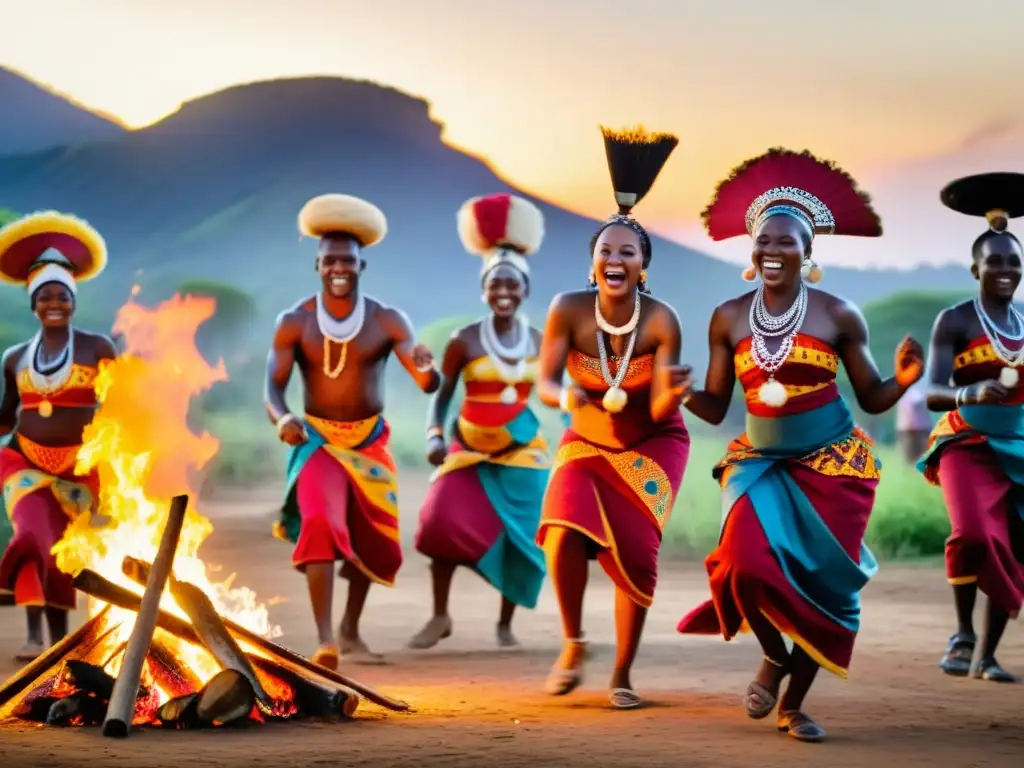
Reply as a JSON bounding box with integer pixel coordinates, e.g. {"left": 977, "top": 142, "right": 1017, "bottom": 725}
{"left": 3, "top": 0, "right": 1023, "bottom": 268}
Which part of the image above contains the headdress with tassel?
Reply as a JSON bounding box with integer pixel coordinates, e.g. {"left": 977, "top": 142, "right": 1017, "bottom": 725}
{"left": 0, "top": 211, "right": 108, "bottom": 299}
{"left": 701, "top": 148, "right": 882, "bottom": 283}
{"left": 457, "top": 193, "right": 544, "bottom": 284}
{"left": 940, "top": 172, "right": 1024, "bottom": 238}
{"left": 592, "top": 126, "right": 678, "bottom": 291}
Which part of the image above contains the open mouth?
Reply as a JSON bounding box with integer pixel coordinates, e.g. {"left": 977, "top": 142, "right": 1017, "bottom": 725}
{"left": 44, "top": 311, "right": 66, "bottom": 321}
{"left": 329, "top": 276, "right": 350, "bottom": 289}
{"left": 996, "top": 276, "right": 1016, "bottom": 288}
{"left": 495, "top": 298, "right": 514, "bottom": 312}
{"left": 604, "top": 270, "right": 626, "bottom": 289}
{"left": 760, "top": 258, "right": 783, "bottom": 278}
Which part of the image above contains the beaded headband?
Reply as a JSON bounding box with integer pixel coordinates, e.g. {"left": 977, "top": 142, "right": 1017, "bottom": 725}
{"left": 746, "top": 186, "right": 836, "bottom": 239}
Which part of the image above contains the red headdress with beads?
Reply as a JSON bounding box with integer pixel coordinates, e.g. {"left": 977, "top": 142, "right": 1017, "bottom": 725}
{"left": 457, "top": 193, "right": 544, "bottom": 282}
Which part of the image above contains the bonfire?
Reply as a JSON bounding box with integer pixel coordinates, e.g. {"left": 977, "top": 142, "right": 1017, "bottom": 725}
{"left": 0, "top": 293, "right": 408, "bottom": 734}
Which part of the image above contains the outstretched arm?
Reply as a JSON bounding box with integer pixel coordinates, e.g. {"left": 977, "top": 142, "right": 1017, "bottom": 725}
{"left": 836, "top": 300, "right": 921, "bottom": 414}
{"left": 536, "top": 294, "right": 578, "bottom": 410}
{"left": 426, "top": 333, "right": 468, "bottom": 436}
{"left": 683, "top": 303, "right": 737, "bottom": 425}
{"left": 0, "top": 349, "right": 20, "bottom": 437}
{"left": 264, "top": 312, "right": 301, "bottom": 425}
{"left": 381, "top": 306, "right": 440, "bottom": 394}
{"left": 648, "top": 304, "right": 687, "bottom": 422}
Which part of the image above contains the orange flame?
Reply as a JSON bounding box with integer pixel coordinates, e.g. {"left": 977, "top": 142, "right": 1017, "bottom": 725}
{"left": 51, "top": 293, "right": 280, "bottom": 696}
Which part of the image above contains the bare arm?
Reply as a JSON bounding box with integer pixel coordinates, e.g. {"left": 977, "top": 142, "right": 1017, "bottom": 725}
{"left": 380, "top": 307, "right": 440, "bottom": 394}
{"left": 264, "top": 312, "right": 302, "bottom": 424}
{"left": 0, "top": 348, "right": 20, "bottom": 437}
{"left": 95, "top": 334, "right": 118, "bottom": 363}
{"left": 683, "top": 303, "right": 738, "bottom": 426}
{"left": 835, "top": 300, "right": 908, "bottom": 415}
{"left": 426, "top": 332, "right": 468, "bottom": 434}
{"left": 536, "top": 294, "right": 575, "bottom": 409}
{"left": 649, "top": 303, "right": 685, "bottom": 422}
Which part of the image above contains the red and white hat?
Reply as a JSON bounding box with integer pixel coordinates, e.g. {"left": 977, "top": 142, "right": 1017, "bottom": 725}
{"left": 456, "top": 193, "right": 544, "bottom": 280}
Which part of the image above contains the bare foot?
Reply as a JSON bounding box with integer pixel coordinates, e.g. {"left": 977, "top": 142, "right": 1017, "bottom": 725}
{"left": 408, "top": 615, "right": 453, "bottom": 650}
{"left": 340, "top": 636, "right": 387, "bottom": 666}
{"left": 496, "top": 623, "right": 520, "bottom": 648}
{"left": 14, "top": 641, "right": 44, "bottom": 663}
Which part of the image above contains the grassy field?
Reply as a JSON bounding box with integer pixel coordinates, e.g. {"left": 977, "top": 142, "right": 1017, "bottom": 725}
{"left": 202, "top": 398, "right": 950, "bottom": 562}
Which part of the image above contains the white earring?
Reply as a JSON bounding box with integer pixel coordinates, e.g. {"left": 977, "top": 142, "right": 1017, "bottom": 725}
{"left": 800, "top": 260, "right": 811, "bottom": 279}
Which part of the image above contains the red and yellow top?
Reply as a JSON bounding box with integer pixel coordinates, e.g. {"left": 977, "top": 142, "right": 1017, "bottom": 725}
{"left": 16, "top": 363, "right": 100, "bottom": 413}
{"left": 735, "top": 333, "right": 840, "bottom": 418}
{"left": 460, "top": 354, "right": 538, "bottom": 427}
{"left": 950, "top": 336, "right": 1024, "bottom": 405}
{"left": 566, "top": 350, "right": 655, "bottom": 449}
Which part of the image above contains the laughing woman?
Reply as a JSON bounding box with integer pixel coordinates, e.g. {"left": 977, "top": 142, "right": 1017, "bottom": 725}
{"left": 535, "top": 126, "right": 691, "bottom": 710}
{"left": 410, "top": 193, "right": 550, "bottom": 649}
{"left": 676, "top": 149, "right": 923, "bottom": 742}
{"left": 0, "top": 211, "right": 116, "bottom": 661}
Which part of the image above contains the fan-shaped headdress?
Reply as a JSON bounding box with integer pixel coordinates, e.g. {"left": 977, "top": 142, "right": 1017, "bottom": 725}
{"left": 940, "top": 172, "right": 1024, "bottom": 237}
{"left": 298, "top": 193, "right": 388, "bottom": 248}
{"left": 0, "top": 211, "right": 108, "bottom": 298}
{"left": 592, "top": 126, "right": 678, "bottom": 290}
{"left": 457, "top": 193, "right": 544, "bottom": 283}
{"left": 701, "top": 148, "right": 882, "bottom": 283}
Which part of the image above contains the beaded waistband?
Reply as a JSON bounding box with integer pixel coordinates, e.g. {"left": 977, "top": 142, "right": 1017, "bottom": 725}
{"left": 14, "top": 435, "right": 81, "bottom": 477}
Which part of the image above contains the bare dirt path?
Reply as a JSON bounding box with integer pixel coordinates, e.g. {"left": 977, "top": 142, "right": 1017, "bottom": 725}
{"left": 1, "top": 475, "right": 1022, "bottom": 767}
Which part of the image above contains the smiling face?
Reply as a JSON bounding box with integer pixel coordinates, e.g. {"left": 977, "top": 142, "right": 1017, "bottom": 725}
{"left": 32, "top": 282, "right": 75, "bottom": 329}
{"left": 484, "top": 262, "right": 527, "bottom": 319}
{"left": 751, "top": 214, "right": 810, "bottom": 289}
{"left": 592, "top": 224, "right": 643, "bottom": 299}
{"left": 317, "top": 235, "right": 364, "bottom": 299}
{"left": 972, "top": 232, "right": 1023, "bottom": 301}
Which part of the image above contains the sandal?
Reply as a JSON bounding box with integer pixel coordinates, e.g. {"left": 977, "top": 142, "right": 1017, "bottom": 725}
{"left": 938, "top": 632, "right": 975, "bottom": 677}
{"left": 777, "top": 710, "right": 826, "bottom": 743}
{"left": 408, "top": 616, "right": 453, "bottom": 650}
{"left": 744, "top": 655, "right": 789, "bottom": 719}
{"left": 609, "top": 687, "right": 644, "bottom": 710}
{"left": 545, "top": 637, "right": 587, "bottom": 696}
{"left": 976, "top": 658, "right": 1020, "bottom": 683}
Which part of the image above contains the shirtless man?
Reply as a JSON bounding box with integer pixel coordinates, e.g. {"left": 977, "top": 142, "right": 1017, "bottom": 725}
{"left": 265, "top": 194, "right": 439, "bottom": 667}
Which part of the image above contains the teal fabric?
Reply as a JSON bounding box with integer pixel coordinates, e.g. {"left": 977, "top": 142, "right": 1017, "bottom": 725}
{"left": 718, "top": 399, "right": 879, "bottom": 633}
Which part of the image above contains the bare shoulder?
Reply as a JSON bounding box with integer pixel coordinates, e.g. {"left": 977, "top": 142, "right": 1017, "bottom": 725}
{"left": 937, "top": 299, "right": 974, "bottom": 325}
{"left": 275, "top": 296, "right": 315, "bottom": 327}
{"left": 1, "top": 341, "right": 28, "bottom": 372}
{"left": 712, "top": 292, "right": 751, "bottom": 322}
{"left": 73, "top": 329, "right": 117, "bottom": 358}
{"left": 451, "top": 320, "right": 483, "bottom": 344}
{"left": 816, "top": 289, "right": 862, "bottom": 320}
{"left": 368, "top": 296, "right": 410, "bottom": 329}
{"left": 641, "top": 294, "right": 681, "bottom": 336}
{"left": 547, "top": 289, "right": 591, "bottom": 314}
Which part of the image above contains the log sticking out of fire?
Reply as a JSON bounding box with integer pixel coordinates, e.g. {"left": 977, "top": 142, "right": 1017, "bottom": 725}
{"left": 148, "top": 636, "right": 203, "bottom": 699}
{"left": 249, "top": 655, "right": 358, "bottom": 719}
{"left": 103, "top": 493, "right": 189, "bottom": 739}
{"left": 118, "top": 557, "right": 408, "bottom": 711}
{"left": 156, "top": 669, "right": 256, "bottom": 729}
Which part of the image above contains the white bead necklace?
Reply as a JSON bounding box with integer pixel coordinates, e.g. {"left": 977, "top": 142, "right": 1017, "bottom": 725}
{"left": 594, "top": 292, "right": 641, "bottom": 336}
{"left": 317, "top": 292, "right": 366, "bottom": 379}
{"left": 749, "top": 284, "right": 808, "bottom": 407}
{"left": 973, "top": 296, "right": 1024, "bottom": 388}
{"left": 26, "top": 329, "right": 75, "bottom": 418}
{"left": 479, "top": 314, "right": 532, "bottom": 405}
{"left": 594, "top": 293, "right": 642, "bottom": 414}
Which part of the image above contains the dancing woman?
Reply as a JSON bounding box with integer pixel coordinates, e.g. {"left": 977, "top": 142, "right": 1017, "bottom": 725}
{"left": 411, "top": 193, "right": 550, "bottom": 650}
{"left": 0, "top": 212, "right": 117, "bottom": 660}
{"left": 676, "top": 149, "right": 923, "bottom": 742}
{"left": 918, "top": 172, "right": 1024, "bottom": 683}
{"left": 535, "top": 126, "right": 691, "bottom": 710}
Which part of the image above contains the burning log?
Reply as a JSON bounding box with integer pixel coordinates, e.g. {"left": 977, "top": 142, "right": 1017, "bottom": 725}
{"left": 102, "top": 494, "right": 189, "bottom": 739}
{"left": 249, "top": 654, "right": 358, "bottom": 719}
{"left": 46, "top": 662, "right": 119, "bottom": 727}
{"left": 169, "top": 579, "right": 274, "bottom": 714}
{"left": 148, "top": 636, "right": 203, "bottom": 698}
{"left": 156, "top": 669, "right": 255, "bottom": 729}
{"left": 0, "top": 608, "right": 112, "bottom": 711}
{"left": 116, "top": 558, "right": 409, "bottom": 711}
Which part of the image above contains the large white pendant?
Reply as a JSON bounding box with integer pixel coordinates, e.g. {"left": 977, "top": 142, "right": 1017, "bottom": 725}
{"left": 758, "top": 377, "right": 788, "bottom": 408}
{"left": 602, "top": 386, "right": 628, "bottom": 413}
{"left": 1000, "top": 367, "right": 1020, "bottom": 388}
{"left": 500, "top": 384, "right": 519, "bottom": 405}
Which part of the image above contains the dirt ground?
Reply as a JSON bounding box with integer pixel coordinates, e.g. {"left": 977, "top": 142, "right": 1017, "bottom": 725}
{"left": 0, "top": 473, "right": 1022, "bottom": 768}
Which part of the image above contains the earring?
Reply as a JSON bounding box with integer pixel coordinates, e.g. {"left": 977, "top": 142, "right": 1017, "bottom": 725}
{"left": 741, "top": 265, "right": 758, "bottom": 282}
{"left": 800, "top": 260, "right": 811, "bottom": 279}
{"left": 588, "top": 270, "right": 597, "bottom": 287}
{"left": 640, "top": 270, "right": 648, "bottom": 284}
{"left": 807, "top": 261, "right": 823, "bottom": 283}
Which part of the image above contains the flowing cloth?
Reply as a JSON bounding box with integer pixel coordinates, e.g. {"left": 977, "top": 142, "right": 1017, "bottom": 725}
{"left": 275, "top": 415, "right": 402, "bottom": 587}
{"left": 917, "top": 403, "right": 1024, "bottom": 616}
{"left": 0, "top": 439, "right": 96, "bottom": 610}
{"left": 417, "top": 405, "right": 550, "bottom": 607}
{"left": 537, "top": 351, "right": 690, "bottom": 608}
{"left": 678, "top": 335, "right": 879, "bottom": 678}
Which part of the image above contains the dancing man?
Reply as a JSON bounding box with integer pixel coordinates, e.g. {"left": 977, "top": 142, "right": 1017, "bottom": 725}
{"left": 410, "top": 193, "right": 550, "bottom": 650}
{"left": 0, "top": 211, "right": 117, "bottom": 660}
{"left": 266, "top": 194, "right": 439, "bottom": 668}
{"left": 918, "top": 172, "right": 1024, "bottom": 683}
{"left": 535, "top": 126, "right": 691, "bottom": 709}
{"left": 676, "top": 149, "right": 923, "bottom": 742}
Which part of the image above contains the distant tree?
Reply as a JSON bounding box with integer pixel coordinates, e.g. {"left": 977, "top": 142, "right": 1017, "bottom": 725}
{"left": 0, "top": 208, "right": 20, "bottom": 228}
{"left": 177, "top": 279, "right": 259, "bottom": 357}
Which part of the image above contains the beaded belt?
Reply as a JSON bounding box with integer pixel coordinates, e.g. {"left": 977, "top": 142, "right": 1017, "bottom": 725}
{"left": 15, "top": 435, "right": 81, "bottom": 477}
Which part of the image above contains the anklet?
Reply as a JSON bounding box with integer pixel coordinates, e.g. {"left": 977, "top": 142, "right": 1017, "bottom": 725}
{"left": 764, "top": 655, "right": 785, "bottom": 668}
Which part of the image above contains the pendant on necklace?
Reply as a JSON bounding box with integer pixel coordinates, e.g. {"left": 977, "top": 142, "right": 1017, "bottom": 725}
{"left": 999, "top": 367, "right": 1020, "bottom": 388}
{"left": 602, "top": 386, "right": 628, "bottom": 413}
{"left": 757, "top": 377, "right": 788, "bottom": 408}
{"left": 38, "top": 399, "right": 54, "bottom": 418}
{"left": 500, "top": 384, "right": 519, "bottom": 405}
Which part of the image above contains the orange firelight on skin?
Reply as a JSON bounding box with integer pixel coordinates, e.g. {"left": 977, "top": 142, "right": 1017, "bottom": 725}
{"left": 49, "top": 293, "right": 280, "bottom": 707}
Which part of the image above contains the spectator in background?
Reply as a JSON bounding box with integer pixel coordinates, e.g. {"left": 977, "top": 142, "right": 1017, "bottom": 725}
{"left": 896, "top": 379, "right": 931, "bottom": 464}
